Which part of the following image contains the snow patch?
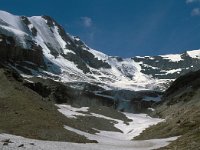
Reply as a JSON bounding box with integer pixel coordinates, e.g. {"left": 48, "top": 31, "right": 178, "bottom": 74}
{"left": 165, "top": 68, "right": 182, "bottom": 74}
{"left": 94, "top": 113, "right": 163, "bottom": 140}
{"left": 56, "top": 104, "right": 89, "bottom": 118}
{"left": 186, "top": 49, "right": 200, "bottom": 59}
{"left": 160, "top": 54, "right": 183, "bottom": 62}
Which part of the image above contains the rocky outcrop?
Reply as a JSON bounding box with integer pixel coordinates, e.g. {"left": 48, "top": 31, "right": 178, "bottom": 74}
{"left": 62, "top": 49, "right": 111, "bottom": 73}
{"left": 22, "top": 76, "right": 115, "bottom": 107}
{"left": 0, "top": 34, "right": 45, "bottom": 67}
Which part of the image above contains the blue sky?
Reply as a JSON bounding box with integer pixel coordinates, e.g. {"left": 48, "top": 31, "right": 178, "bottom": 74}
{"left": 1, "top": 0, "right": 200, "bottom": 57}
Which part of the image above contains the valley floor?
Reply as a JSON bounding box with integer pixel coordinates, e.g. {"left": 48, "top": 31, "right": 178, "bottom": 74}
{"left": 0, "top": 134, "right": 177, "bottom": 150}
{"left": 0, "top": 105, "right": 178, "bottom": 150}
{"left": 0, "top": 67, "right": 179, "bottom": 149}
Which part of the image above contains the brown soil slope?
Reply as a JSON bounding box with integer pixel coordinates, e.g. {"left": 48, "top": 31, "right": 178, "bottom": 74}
{"left": 135, "top": 70, "right": 200, "bottom": 150}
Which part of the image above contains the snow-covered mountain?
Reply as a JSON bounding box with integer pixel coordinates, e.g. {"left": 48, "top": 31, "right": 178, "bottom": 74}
{"left": 0, "top": 10, "right": 200, "bottom": 91}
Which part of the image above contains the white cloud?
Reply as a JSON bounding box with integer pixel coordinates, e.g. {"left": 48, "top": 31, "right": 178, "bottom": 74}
{"left": 186, "top": 0, "right": 200, "bottom": 3}
{"left": 81, "top": 17, "right": 92, "bottom": 27}
{"left": 186, "top": 0, "right": 200, "bottom": 16}
{"left": 191, "top": 8, "right": 200, "bottom": 16}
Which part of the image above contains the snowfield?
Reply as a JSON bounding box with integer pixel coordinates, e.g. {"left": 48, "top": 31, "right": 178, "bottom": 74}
{"left": 43, "top": 104, "right": 178, "bottom": 150}
{"left": 159, "top": 54, "right": 183, "bottom": 62}
{"left": 186, "top": 49, "right": 200, "bottom": 58}
{"left": 64, "top": 113, "right": 163, "bottom": 142}
{"left": 0, "top": 104, "right": 178, "bottom": 150}
{"left": 57, "top": 104, "right": 164, "bottom": 140}
{"left": 0, "top": 134, "right": 178, "bottom": 150}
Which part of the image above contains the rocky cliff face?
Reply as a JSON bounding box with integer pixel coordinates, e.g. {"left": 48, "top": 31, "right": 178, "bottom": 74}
{"left": 0, "top": 34, "right": 45, "bottom": 67}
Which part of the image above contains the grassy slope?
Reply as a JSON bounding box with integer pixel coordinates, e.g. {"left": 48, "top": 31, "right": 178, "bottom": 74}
{"left": 0, "top": 66, "right": 131, "bottom": 143}
{"left": 0, "top": 68, "right": 93, "bottom": 143}
{"left": 135, "top": 72, "right": 200, "bottom": 149}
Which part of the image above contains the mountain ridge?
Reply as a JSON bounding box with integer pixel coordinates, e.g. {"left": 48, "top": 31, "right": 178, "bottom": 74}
{"left": 1, "top": 10, "right": 200, "bottom": 91}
